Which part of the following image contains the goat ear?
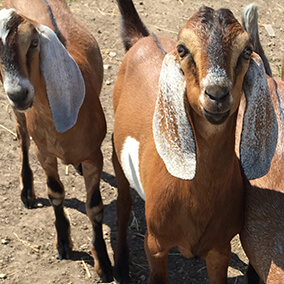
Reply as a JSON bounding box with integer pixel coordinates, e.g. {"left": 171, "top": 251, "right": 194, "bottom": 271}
{"left": 241, "top": 52, "right": 278, "bottom": 179}
{"left": 37, "top": 25, "right": 85, "bottom": 133}
{"left": 153, "top": 52, "right": 196, "bottom": 180}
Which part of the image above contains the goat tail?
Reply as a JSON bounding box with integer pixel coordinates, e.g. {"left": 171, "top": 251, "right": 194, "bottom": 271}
{"left": 116, "top": 0, "right": 149, "bottom": 51}
{"left": 242, "top": 3, "right": 272, "bottom": 77}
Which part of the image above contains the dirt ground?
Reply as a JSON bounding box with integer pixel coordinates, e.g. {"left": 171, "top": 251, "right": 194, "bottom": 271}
{"left": 0, "top": 0, "right": 283, "bottom": 283}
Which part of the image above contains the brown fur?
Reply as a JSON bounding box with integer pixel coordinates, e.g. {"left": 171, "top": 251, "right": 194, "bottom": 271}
{"left": 1, "top": 0, "right": 112, "bottom": 281}
{"left": 237, "top": 77, "right": 284, "bottom": 283}
{"left": 239, "top": 5, "right": 284, "bottom": 283}
{"left": 112, "top": 5, "right": 262, "bottom": 283}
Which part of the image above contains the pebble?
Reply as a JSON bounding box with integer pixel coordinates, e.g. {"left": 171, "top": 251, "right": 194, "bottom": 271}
{"left": 1, "top": 238, "right": 10, "bottom": 245}
{"left": 105, "top": 80, "right": 112, "bottom": 85}
{"left": 36, "top": 203, "right": 44, "bottom": 208}
{"left": 109, "top": 51, "right": 117, "bottom": 57}
{"left": 0, "top": 273, "right": 7, "bottom": 279}
{"left": 103, "top": 64, "right": 112, "bottom": 70}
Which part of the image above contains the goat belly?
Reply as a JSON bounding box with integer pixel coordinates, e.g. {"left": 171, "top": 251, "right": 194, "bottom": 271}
{"left": 120, "top": 136, "right": 146, "bottom": 200}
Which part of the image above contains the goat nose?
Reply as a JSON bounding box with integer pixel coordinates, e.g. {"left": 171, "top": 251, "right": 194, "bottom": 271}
{"left": 7, "top": 88, "right": 29, "bottom": 103}
{"left": 205, "top": 85, "right": 230, "bottom": 102}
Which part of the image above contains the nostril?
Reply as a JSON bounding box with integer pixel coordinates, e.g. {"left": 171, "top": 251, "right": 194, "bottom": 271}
{"left": 7, "top": 88, "right": 29, "bottom": 102}
{"left": 205, "top": 85, "right": 230, "bottom": 102}
{"left": 6, "top": 87, "right": 31, "bottom": 110}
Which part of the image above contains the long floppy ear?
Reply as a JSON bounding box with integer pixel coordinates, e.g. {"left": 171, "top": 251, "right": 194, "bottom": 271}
{"left": 153, "top": 53, "right": 196, "bottom": 180}
{"left": 241, "top": 52, "right": 278, "bottom": 180}
{"left": 37, "top": 25, "right": 85, "bottom": 133}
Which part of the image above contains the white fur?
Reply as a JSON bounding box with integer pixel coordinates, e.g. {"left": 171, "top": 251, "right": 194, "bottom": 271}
{"left": 153, "top": 54, "right": 196, "bottom": 180}
{"left": 121, "top": 136, "right": 145, "bottom": 200}
{"left": 0, "top": 8, "right": 15, "bottom": 45}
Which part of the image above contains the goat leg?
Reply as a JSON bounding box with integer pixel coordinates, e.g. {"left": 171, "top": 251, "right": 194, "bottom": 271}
{"left": 35, "top": 149, "right": 73, "bottom": 259}
{"left": 83, "top": 150, "right": 113, "bottom": 282}
{"left": 144, "top": 230, "right": 170, "bottom": 284}
{"left": 112, "top": 145, "right": 132, "bottom": 283}
{"left": 205, "top": 245, "right": 231, "bottom": 284}
{"left": 14, "top": 111, "right": 35, "bottom": 208}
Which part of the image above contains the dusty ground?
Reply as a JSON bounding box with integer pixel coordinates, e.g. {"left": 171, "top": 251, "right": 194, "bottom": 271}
{"left": 0, "top": 0, "right": 283, "bottom": 283}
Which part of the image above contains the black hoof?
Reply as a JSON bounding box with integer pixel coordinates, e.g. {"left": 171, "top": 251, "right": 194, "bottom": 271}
{"left": 21, "top": 188, "right": 35, "bottom": 209}
{"left": 57, "top": 243, "right": 72, "bottom": 260}
{"left": 114, "top": 264, "right": 130, "bottom": 284}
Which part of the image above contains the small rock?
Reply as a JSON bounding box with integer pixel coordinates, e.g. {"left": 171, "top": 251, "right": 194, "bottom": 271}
{"left": 36, "top": 203, "right": 44, "bottom": 208}
{"left": 140, "top": 275, "right": 146, "bottom": 281}
{"left": 103, "top": 64, "right": 112, "bottom": 70}
{"left": 109, "top": 51, "right": 117, "bottom": 58}
{"left": 0, "top": 273, "right": 7, "bottom": 279}
{"left": 1, "top": 238, "right": 10, "bottom": 245}
{"left": 105, "top": 80, "right": 112, "bottom": 85}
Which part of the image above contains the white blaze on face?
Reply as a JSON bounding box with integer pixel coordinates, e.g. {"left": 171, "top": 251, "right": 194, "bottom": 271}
{"left": 0, "top": 8, "right": 15, "bottom": 45}
{"left": 120, "top": 136, "right": 145, "bottom": 200}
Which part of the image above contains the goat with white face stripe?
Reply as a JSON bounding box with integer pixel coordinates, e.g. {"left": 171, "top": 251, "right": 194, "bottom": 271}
{"left": 0, "top": 0, "right": 113, "bottom": 281}
{"left": 112, "top": 2, "right": 278, "bottom": 283}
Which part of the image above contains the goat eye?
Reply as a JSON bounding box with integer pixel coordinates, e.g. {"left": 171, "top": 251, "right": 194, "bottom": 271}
{"left": 177, "top": 44, "right": 189, "bottom": 59}
{"left": 242, "top": 47, "right": 252, "bottom": 60}
{"left": 30, "top": 39, "right": 39, "bottom": 48}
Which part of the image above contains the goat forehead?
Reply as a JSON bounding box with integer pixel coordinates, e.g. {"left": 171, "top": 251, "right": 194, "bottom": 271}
{"left": 0, "top": 9, "right": 16, "bottom": 45}
{"left": 184, "top": 7, "right": 244, "bottom": 67}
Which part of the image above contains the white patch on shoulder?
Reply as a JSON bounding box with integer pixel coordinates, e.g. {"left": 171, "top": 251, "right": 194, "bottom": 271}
{"left": 120, "top": 136, "right": 145, "bottom": 200}
{"left": 0, "top": 9, "right": 15, "bottom": 44}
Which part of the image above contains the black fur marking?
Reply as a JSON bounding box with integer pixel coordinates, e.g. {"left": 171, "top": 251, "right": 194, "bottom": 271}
{"left": 116, "top": 0, "right": 149, "bottom": 51}
{"left": 152, "top": 33, "right": 167, "bottom": 56}
{"left": 89, "top": 188, "right": 102, "bottom": 208}
{"left": 1, "top": 13, "right": 23, "bottom": 72}
{"left": 53, "top": 206, "right": 71, "bottom": 259}
{"left": 43, "top": 0, "right": 63, "bottom": 42}
{"left": 246, "top": 263, "right": 261, "bottom": 283}
{"left": 92, "top": 224, "right": 113, "bottom": 282}
{"left": 20, "top": 147, "right": 34, "bottom": 208}
{"left": 47, "top": 176, "right": 63, "bottom": 194}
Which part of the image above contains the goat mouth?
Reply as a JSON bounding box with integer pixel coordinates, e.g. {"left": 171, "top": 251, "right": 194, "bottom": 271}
{"left": 203, "top": 109, "right": 230, "bottom": 125}
{"left": 13, "top": 101, "right": 33, "bottom": 113}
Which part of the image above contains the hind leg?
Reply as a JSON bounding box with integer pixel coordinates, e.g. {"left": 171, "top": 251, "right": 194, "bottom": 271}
{"left": 112, "top": 145, "right": 132, "bottom": 283}
{"left": 35, "top": 146, "right": 72, "bottom": 259}
{"left": 14, "top": 111, "right": 35, "bottom": 208}
{"left": 82, "top": 149, "right": 113, "bottom": 282}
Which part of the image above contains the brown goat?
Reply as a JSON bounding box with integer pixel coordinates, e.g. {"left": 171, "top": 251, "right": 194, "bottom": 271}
{"left": 112, "top": 1, "right": 278, "bottom": 283}
{"left": 239, "top": 3, "right": 284, "bottom": 283}
{"left": 0, "top": 0, "right": 113, "bottom": 281}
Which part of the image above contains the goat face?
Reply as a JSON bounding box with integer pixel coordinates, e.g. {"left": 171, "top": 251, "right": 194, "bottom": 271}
{"left": 0, "top": 9, "right": 36, "bottom": 112}
{"left": 176, "top": 7, "right": 253, "bottom": 125}
{"left": 154, "top": 6, "right": 278, "bottom": 180}
{"left": 0, "top": 8, "right": 85, "bottom": 133}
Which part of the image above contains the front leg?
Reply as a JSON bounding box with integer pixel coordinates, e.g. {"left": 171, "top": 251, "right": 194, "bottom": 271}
{"left": 14, "top": 111, "right": 35, "bottom": 208}
{"left": 35, "top": 147, "right": 72, "bottom": 259}
{"left": 82, "top": 150, "right": 113, "bottom": 282}
{"left": 144, "top": 230, "right": 170, "bottom": 284}
{"left": 205, "top": 244, "right": 231, "bottom": 284}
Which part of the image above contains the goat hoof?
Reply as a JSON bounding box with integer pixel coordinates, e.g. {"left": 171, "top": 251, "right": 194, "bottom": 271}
{"left": 57, "top": 243, "right": 72, "bottom": 260}
{"left": 114, "top": 266, "right": 130, "bottom": 284}
{"left": 101, "top": 273, "right": 114, "bottom": 283}
{"left": 21, "top": 189, "right": 35, "bottom": 209}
